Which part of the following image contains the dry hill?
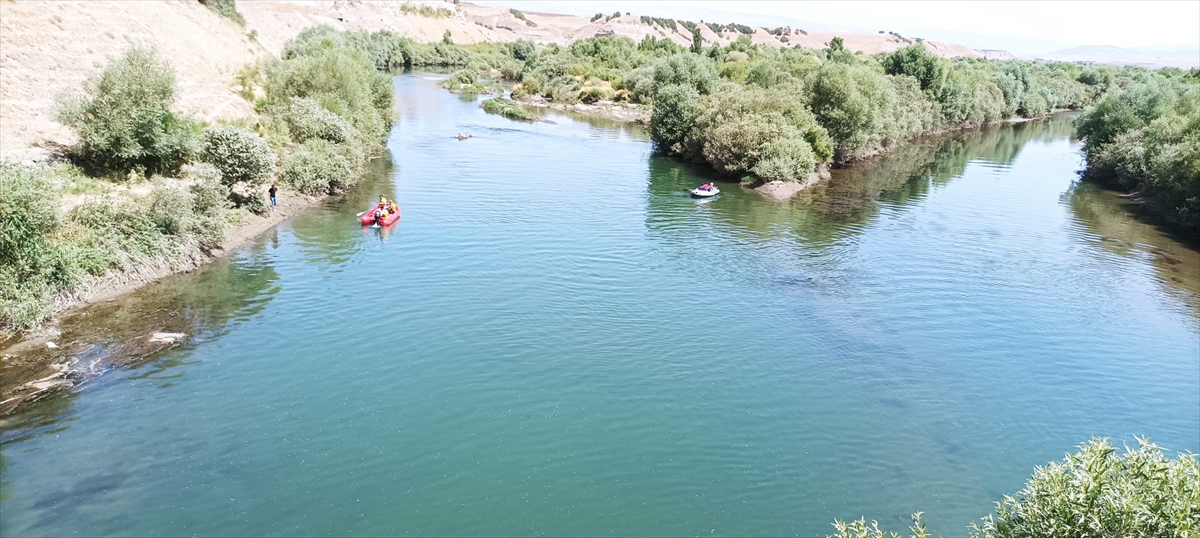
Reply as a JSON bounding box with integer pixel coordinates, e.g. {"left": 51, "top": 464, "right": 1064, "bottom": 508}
{"left": 0, "top": 0, "right": 983, "bottom": 160}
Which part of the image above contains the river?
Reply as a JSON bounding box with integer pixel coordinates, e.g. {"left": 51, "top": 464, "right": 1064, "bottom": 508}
{"left": 1, "top": 74, "right": 1197, "bottom": 537}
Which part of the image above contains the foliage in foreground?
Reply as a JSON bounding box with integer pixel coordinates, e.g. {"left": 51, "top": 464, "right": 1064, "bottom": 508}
{"left": 829, "top": 438, "right": 1200, "bottom": 538}
{"left": 54, "top": 46, "right": 200, "bottom": 178}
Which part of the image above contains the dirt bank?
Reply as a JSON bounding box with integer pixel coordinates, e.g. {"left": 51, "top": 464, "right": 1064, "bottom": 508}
{"left": 753, "top": 169, "right": 832, "bottom": 201}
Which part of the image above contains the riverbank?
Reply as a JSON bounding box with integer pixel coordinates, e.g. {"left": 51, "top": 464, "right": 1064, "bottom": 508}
{"left": 0, "top": 185, "right": 330, "bottom": 415}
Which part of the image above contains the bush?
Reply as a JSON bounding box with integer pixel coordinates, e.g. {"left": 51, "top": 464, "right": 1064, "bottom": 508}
{"left": 284, "top": 97, "right": 355, "bottom": 144}
{"left": 265, "top": 44, "right": 394, "bottom": 156}
{"left": 481, "top": 97, "right": 534, "bottom": 121}
{"left": 278, "top": 139, "right": 356, "bottom": 194}
{"left": 0, "top": 164, "right": 73, "bottom": 333}
{"left": 55, "top": 46, "right": 199, "bottom": 177}
{"left": 751, "top": 136, "right": 817, "bottom": 181}
{"left": 445, "top": 68, "right": 477, "bottom": 87}
{"left": 829, "top": 438, "right": 1199, "bottom": 538}
{"left": 200, "top": 0, "right": 246, "bottom": 26}
{"left": 1, "top": 162, "right": 235, "bottom": 334}
{"left": 649, "top": 84, "right": 699, "bottom": 152}
{"left": 654, "top": 53, "right": 719, "bottom": 95}
{"left": 200, "top": 126, "right": 276, "bottom": 187}
{"left": 971, "top": 438, "right": 1199, "bottom": 538}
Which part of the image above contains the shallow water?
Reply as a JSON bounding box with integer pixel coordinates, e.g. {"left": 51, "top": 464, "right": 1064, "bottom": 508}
{"left": 1, "top": 75, "right": 1197, "bottom": 537}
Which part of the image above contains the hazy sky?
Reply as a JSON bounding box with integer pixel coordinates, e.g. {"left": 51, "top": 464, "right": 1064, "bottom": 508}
{"left": 478, "top": 0, "right": 1200, "bottom": 54}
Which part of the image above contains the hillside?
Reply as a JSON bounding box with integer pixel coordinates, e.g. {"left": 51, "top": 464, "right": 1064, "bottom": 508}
{"left": 1036, "top": 44, "right": 1200, "bottom": 69}
{"left": 0, "top": 0, "right": 984, "bottom": 160}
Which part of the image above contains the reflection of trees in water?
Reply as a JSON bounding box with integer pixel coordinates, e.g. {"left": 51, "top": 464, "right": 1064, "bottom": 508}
{"left": 647, "top": 113, "right": 1077, "bottom": 244}
{"left": 1065, "top": 182, "right": 1200, "bottom": 312}
{"left": 291, "top": 152, "right": 398, "bottom": 265}
{"left": 0, "top": 245, "right": 281, "bottom": 441}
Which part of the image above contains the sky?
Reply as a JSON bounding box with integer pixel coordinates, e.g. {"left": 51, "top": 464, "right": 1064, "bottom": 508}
{"left": 476, "top": 0, "right": 1200, "bottom": 55}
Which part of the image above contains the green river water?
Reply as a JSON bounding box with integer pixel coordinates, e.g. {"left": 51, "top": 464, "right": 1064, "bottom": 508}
{"left": 1, "top": 74, "right": 1198, "bottom": 537}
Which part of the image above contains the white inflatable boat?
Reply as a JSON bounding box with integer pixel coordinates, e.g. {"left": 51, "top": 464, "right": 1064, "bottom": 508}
{"left": 691, "top": 186, "right": 720, "bottom": 197}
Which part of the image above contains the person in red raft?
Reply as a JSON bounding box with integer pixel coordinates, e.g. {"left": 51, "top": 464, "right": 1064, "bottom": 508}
{"left": 371, "top": 195, "right": 400, "bottom": 225}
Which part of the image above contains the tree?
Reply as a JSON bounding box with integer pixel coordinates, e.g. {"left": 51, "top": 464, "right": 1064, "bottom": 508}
{"left": 691, "top": 29, "right": 703, "bottom": 54}
{"left": 653, "top": 53, "right": 718, "bottom": 95}
{"left": 54, "top": 46, "right": 198, "bottom": 176}
{"left": 882, "top": 44, "right": 946, "bottom": 93}
{"left": 200, "top": 126, "right": 275, "bottom": 188}
{"left": 649, "top": 84, "right": 699, "bottom": 153}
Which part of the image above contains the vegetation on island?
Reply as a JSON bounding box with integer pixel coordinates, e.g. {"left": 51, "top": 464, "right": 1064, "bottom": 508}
{"left": 481, "top": 97, "right": 534, "bottom": 121}
{"left": 442, "top": 69, "right": 502, "bottom": 95}
{"left": 335, "top": 25, "right": 1190, "bottom": 226}
{"left": 1075, "top": 69, "right": 1200, "bottom": 232}
{"left": 830, "top": 438, "right": 1199, "bottom": 538}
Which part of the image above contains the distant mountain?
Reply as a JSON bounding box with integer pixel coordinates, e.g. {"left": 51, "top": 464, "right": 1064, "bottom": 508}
{"left": 1036, "top": 44, "right": 1199, "bottom": 69}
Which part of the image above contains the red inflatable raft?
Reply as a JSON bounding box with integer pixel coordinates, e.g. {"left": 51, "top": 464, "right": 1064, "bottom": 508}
{"left": 360, "top": 204, "right": 401, "bottom": 226}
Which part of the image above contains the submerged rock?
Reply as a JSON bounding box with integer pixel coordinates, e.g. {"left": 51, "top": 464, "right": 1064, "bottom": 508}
{"left": 149, "top": 332, "right": 186, "bottom": 344}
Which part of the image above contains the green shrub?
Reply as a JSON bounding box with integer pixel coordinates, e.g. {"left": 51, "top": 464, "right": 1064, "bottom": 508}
{"left": 653, "top": 53, "right": 719, "bottom": 95}
{"left": 278, "top": 139, "right": 356, "bottom": 194}
{"left": 200, "top": 0, "right": 246, "bottom": 26}
{"left": 649, "top": 84, "right": 698, "bottom": 152}
{"left": 751, "top": 136, "right": 817, "bottom": 181}
{"left": 146, "top": 185, "right": 195, "bottom": 236}
{"left": 266, "top": 42, "right": 394, "bottom": 156}
{"left": 623, "top": 65, "right": 656, "bottom": 103}
{"left": 188, "top": 173, "right": 231, "bottom": 216}
{"left": 829, "top": 438, "right": 1199, "bottom": 538}
{"left": 882, "top": 44, "right": 946, "bottom": 92}
{"left": 971, "top": 438, "right": 1199, "bottom": 538}
{"left": 399, "top": 1, "right": 453, "bottom": 18}
{"left": 0, "top": 163, "right": 73, "bottom": 333}
{"left": 444, "top": 68, "right": 478, "bottom": 87}
{"left": 1, "top": 162, "right": 234, "bottom": 334}
{"left": 55, "top": 46, "right": 199, "bottom": 177}
{"left": 481, "top": 97, "right": 534, "bottom": 121}
{"left": 284, "top": 97, "right": 355, "bottom": 144}
{"left": 200, "top": 126, "right": 275, "bottom": 187}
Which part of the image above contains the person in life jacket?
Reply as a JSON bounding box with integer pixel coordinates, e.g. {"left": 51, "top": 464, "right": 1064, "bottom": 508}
{"left": 379, "top": 195, "right": 387, "bottom": 206}
{"left": 388, "top": 200, "right": 398, "bottom": 214}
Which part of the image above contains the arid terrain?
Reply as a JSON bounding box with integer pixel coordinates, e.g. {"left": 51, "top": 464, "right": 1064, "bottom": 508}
{"left": 1, "top": 0, "right": 985, "bottom": 161}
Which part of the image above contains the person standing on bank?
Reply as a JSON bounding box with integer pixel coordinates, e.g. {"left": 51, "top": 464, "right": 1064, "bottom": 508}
{"left": 268, "top": 184, "right": 278, "bottom": 210}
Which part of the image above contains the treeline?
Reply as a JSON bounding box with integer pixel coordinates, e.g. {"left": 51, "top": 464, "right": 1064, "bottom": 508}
{"left": 2, "top": 28, "right": 395, "bottom": 335}
{"left": 383, "top": 32, "right": 1093, "bottom": 184}
{"left": 1075, "top": 69, "right": 1200, "bottom": 231}
{"left": 382, "top": 30, "right": 1197, "bottom": 227}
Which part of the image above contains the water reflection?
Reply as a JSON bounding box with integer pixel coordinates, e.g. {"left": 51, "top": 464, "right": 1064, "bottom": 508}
{"left": 291, "top": 153, "right": 399, "bottom": 265}
{"left": 0, "top": 245, "right": 281, "bottom": 441}
{"left": 644, "top": 113, "right": 1078, "bottom": 247}
{"left": 1066, "top": 182, "right": 1200, "bottom": 314}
